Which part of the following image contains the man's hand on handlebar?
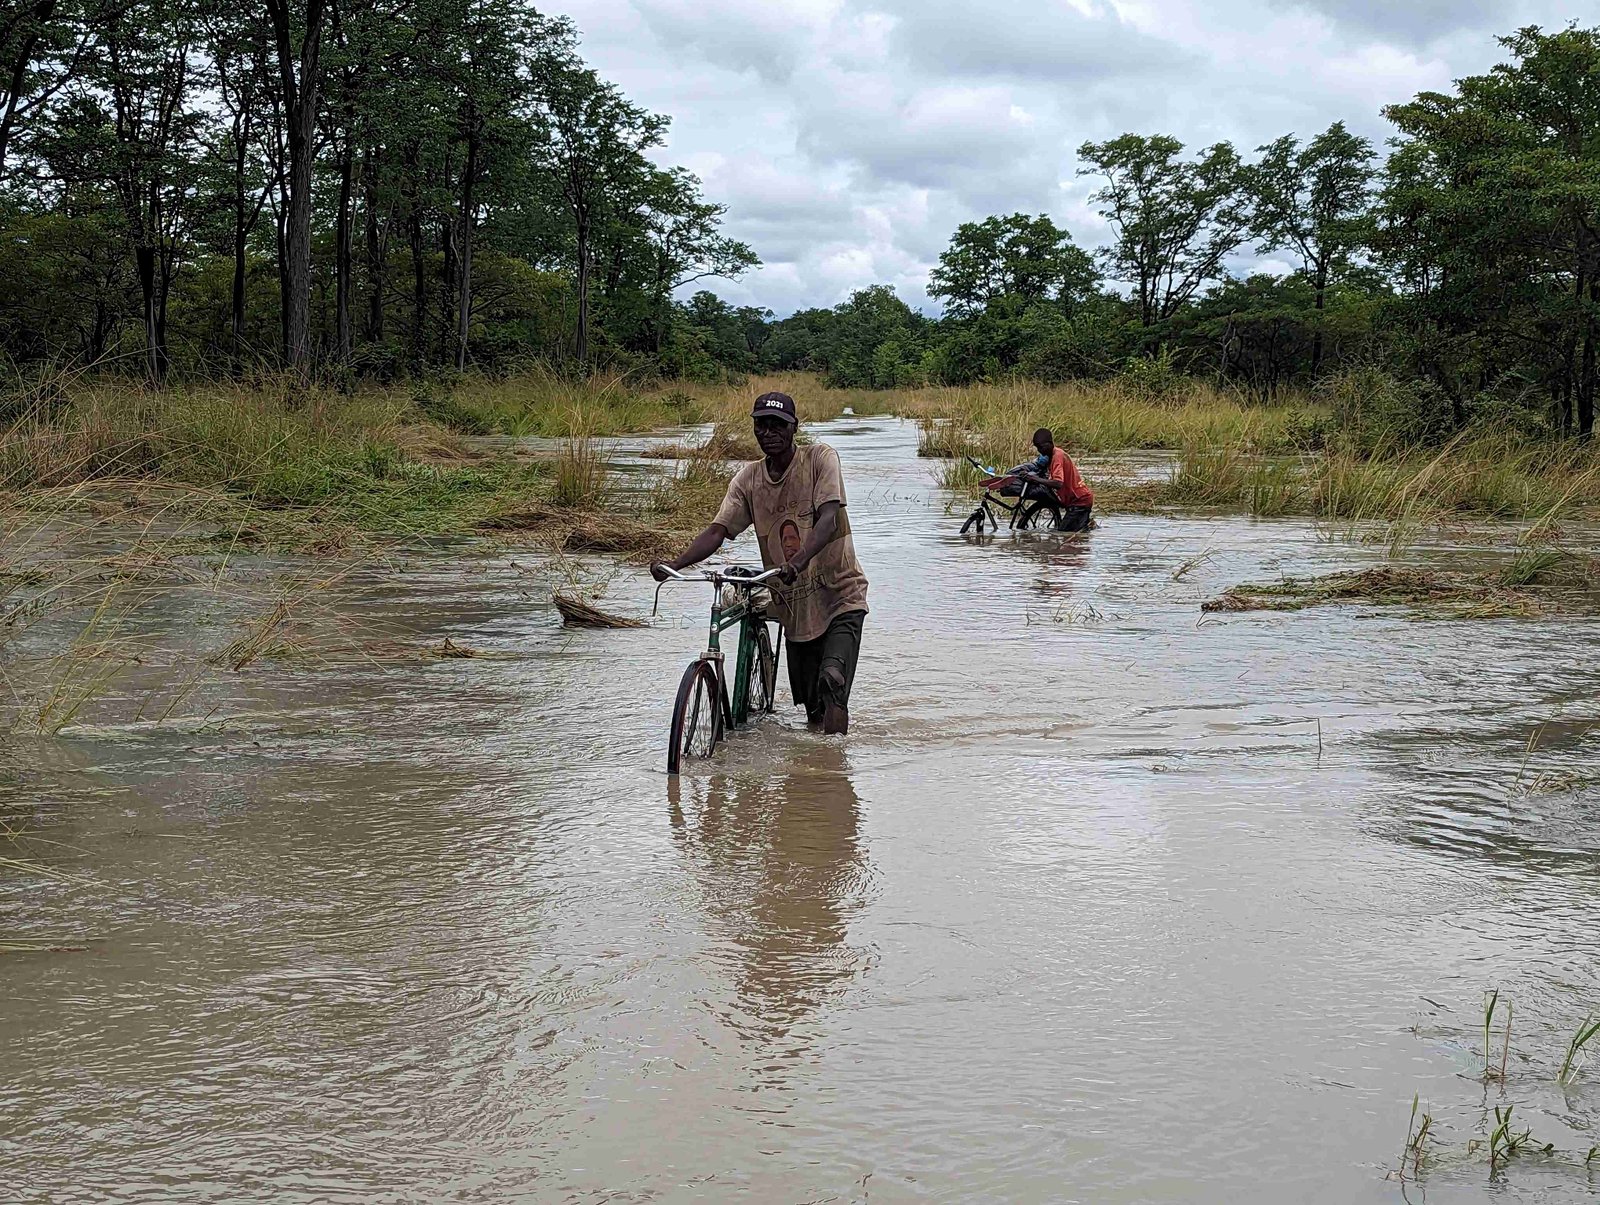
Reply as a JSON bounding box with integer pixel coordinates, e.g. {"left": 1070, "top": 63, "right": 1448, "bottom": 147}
{"left": 649, "top": 562, "right": 675, "bottom": 582}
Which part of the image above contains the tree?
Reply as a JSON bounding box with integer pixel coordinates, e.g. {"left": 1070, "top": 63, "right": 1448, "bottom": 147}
{"left": 0, "top": 2, "right": 758, "bottom": 381}
{"left": 927, "top": 212, "right": 1097, "bottom": 315}
{"left": 39, "top": 0, "right": 204, "bottom": 382}
{"left": 265, "top": 0, "right": 325, "bottom": 371}
{"left": 823, "top": 284, "right": 925, "bottom": 388}
{"left": 534, "top": 56, "right": 664, "bottom": 366}
{"left": 1078, "top": 134, "right": 1249, "bottom": 332}
{"left": 1379, "top": 25, "right": 1600, "bottom": 435}
{"left": 0, "top": 0, "right": 90, "bottom": 178}
{"left": 201, "top": 7, "right": 273, "bottom": 360}
{"left": 636, "top": 167, "right": 755, "bottom": 351}
{"left": 1252, "top": 121, "right": 1375, "bottom": 377}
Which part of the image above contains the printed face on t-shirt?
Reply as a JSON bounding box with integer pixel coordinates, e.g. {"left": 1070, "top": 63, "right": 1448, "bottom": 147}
{"left": 779, "top": 519, "right": 803, "bottom": 561}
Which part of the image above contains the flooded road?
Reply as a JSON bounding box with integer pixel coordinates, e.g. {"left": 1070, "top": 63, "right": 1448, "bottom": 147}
{"left": 5, "top": 416, "right": 1600, "bottom": 1202}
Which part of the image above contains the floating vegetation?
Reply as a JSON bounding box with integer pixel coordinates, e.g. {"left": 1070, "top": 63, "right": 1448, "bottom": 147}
{"left": 1201, "top": 563, "right": 1600, "bottom": 620}
{"left": 1171, "top": 549, "right": 1215, "bottom": 581}
{"left": 552, "top": 592, "right": 646, "bottom": 629}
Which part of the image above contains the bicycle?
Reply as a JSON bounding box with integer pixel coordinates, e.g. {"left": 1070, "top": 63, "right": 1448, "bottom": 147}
{"left": 959, "top": 456, "right": 1065, "bottom": 534}
{"left": 654, "top": 564, "right": 784, "bottom": 775}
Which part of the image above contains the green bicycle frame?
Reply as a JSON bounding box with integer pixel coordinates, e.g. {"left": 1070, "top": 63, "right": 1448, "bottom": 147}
{"left": 704, "top": 586, "right": 765, "bottom": 727}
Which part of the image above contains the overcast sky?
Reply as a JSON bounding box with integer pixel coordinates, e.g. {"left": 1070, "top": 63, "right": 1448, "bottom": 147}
{"left": 554, "top": 0, "right": 1580, "bottom": 316}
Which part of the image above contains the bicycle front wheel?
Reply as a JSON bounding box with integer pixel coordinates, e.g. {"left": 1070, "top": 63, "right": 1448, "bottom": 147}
{"left": 668, "top": 659, "right": 723, "bottom": 775}
{"left": 745, "top": 622, "right": 777, "bottom": 716}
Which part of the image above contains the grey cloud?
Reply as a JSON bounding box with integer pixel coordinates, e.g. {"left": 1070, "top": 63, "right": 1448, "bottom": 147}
{"left": 556, "top": 0, "right": 1585, "bottom": 314}
{"left": 868, "top": 0, "right": 1197, "bottom": 82}
{"left": 624, "top": 0, "right": 819, "bottom": 80}
{"left": 788, "top": 74, "right": 1065, "bottom": 209}
{"left": 1290, "top": 0, "right": 1529, "bottom": 45}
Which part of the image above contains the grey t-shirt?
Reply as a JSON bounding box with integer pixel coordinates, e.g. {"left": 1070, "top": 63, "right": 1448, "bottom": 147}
{"left": 712, "top": 442, "right": 870, "bottom": 643}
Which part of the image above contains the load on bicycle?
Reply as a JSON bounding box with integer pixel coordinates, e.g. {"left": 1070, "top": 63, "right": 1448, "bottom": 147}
{"left": 961, "top": 427, "right": 1094, "bottom": 535}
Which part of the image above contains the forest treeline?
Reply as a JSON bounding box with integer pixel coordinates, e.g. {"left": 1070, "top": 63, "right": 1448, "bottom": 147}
{"left": 3, "top": 13, "right": 1600, "bottom": 438}
{"left": 0, "top": 0, "right": 756, "bottom": 382}
{"left": 687, "top": 25, "right": 1600, "bottom": 440}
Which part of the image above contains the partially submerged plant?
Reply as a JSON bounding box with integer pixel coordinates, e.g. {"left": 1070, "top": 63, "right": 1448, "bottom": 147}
{"left": 1484, "top": 1104, "right": 1551, "bottom": 1173}
{"left": 1483, "top": 990, "right": 1512, "bottom": 1082}
{"left": 1398, "top": 1093, "right": 1435, "bottom": 1181}
{"left": 1558, "top": 1015, "right": 1600, "bottom": 1087}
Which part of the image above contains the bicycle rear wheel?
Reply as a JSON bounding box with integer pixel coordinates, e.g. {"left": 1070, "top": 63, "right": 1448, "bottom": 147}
{"left": 1019, "top": 499, "right": 1062, "bottom": 530}
{"left": 667, "top": 659, "right": 722, "bottom": 775}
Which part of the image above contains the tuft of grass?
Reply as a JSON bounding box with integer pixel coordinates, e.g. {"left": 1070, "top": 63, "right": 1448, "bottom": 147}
{"left": 549, "top": 433, "right": 609, "bottom": 510}
{"left": 1500, "top": 547, "right": 1572, "bottom": 588}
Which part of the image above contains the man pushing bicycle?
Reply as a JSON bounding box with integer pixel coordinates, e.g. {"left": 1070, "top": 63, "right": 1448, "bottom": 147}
{"left": 651, "top": 391, "right": 869, "bottom": 735}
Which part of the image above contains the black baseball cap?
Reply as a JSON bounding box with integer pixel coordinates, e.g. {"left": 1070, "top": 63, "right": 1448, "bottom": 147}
{"left": 750, "top": 391, "right": 798, "bottom": 424}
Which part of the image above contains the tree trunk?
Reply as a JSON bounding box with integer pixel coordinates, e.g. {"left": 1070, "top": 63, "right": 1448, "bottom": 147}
{"left": 135, "top": 243, "right": 159, "bottom": 385}
{"left": 438, "top": 217, "right": 455, "bottom": 360}
{"left": 334, "top": 135, "right": 353, "bottom": 362}
{"left": 455, "top": 123, "right": 477, "bottom": 373}
{"left": 1582, "top": 287, "right": 1598, "bottom": 440}
{"left": 408, "top": 196, "right": 425, "bottom": 364}
{"left": 0, "top": 29, "right": 42, "bottom": 176}
{"left": 1311, "top": 257, "right": 1327, "bottom": 379}
{"left": 267, "top": 0, "right": 325, "bottom": 373}
{"left": 650, "top": 250, "right": 670, "bottom": 353}
{"left": 362, "top": 145, "right": 385, "bottom": 342}
{"left": 231, "top": 149, "right": 250, "bottom": 359}
{"left": 574, "top": 211, "right": 590, "bottom": 366}
{"left": 155, "top": 245, "right": 173, "bottom": 381}
{"left": 273, "top": 194, "right": 289, "bottom": 352}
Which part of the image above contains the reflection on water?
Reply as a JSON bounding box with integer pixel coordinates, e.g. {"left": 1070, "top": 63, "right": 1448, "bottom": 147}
{"left": 670, "top": 747, "right": 873, "bottom": 1047}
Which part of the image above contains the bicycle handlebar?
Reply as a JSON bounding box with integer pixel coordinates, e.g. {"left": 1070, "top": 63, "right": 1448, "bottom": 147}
{"left": 658, "top": 564, "right": 781, "bottom": 585}
{"left": 651, "top": 564, "right": 782, "bottom": 616}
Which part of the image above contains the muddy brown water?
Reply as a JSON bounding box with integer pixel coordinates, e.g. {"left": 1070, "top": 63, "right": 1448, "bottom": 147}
{"left": 5, "top": 416, "right": 1600, "bottom": 1203}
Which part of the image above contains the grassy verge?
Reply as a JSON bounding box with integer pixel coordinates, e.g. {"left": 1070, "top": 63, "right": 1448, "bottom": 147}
{"left": 442, "top": 369, "right": 873, "bottom": 437}
{"left": 886, "top": 375, "right": 1600, "bottom": 527}
{"left": 0, "top": 370, "right": 771, "bottom": 734}
{"left": 1145, "top": 432, "right": 1600, "bottom": 528}
{"left": 902, "top": 377, "right": 1331, "bottom": 462}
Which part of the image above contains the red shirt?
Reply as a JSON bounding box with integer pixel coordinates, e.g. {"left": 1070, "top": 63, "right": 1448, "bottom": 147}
{"left": 1045, "top": 447, "right": 1094, "bottom": 508}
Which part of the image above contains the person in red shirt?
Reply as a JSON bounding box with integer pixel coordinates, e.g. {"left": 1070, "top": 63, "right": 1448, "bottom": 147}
{"left": 1000, "top": 427, "right": 1094, "bottom": 531}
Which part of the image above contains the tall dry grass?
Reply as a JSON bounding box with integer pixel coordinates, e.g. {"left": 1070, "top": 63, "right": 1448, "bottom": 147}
{"left": 446, "top": 369, "right": 870, "bottom": 438}
{"left": 900, "top": 376, "right": 1327, "bottom": 465}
